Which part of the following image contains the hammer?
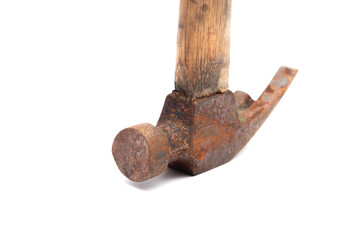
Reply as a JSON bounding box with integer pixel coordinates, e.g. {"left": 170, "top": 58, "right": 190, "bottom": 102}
{"left": 112, "top": 0, "right": 298, "bottom": 182}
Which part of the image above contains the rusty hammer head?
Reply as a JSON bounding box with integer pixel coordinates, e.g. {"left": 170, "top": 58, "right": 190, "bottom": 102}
{"left": 112, "top": 0, "right": 298, "bottom": 182}
{"left": 112, "top": 67, "right": 298, "bottom": 182}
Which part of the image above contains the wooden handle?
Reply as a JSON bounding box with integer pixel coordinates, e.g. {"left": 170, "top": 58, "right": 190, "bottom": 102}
{"left": 175, "top": 0, "right": 232, "bottom": 99}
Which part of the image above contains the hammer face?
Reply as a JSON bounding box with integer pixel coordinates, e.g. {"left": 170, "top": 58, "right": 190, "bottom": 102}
{"left": 157, "top": 91, "right": 241, "bottom": 175}
{"left": 112, "top": 123, "right": 170, "bottom": 182}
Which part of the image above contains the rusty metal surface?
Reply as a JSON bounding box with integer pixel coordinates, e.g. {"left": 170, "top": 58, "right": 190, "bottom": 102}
{"left": 112, "top": 123, "right": 170, "bottom": 182}
{"left": 235, "top": 66, "right": 298, "bottom": 149}
{"left": 157, "top": 90, "right": 240, "bottom": 175}
{"left": 112, "top": 67, "right": 298, "bottom": 182}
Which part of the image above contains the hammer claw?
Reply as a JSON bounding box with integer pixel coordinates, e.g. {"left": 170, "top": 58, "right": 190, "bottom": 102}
{"left": 235, "top": 67, "right": 298, "bottom": 147}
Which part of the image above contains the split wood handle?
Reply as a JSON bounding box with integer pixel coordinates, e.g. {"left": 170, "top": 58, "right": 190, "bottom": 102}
{"left": 175, "top": 0, "right": 232, "bottom": 99}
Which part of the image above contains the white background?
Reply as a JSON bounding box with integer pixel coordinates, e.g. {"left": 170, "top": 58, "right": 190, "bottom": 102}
{"left": 1, "top": 0, "right": 359, "bottom": 239}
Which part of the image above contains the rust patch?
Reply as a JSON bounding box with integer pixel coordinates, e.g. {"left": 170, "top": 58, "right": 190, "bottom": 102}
{"left": 157, "top": 90, "right": 240, "bottom": 175}
{"left": 112, "top": 123, "right": 170, "bottom": 182}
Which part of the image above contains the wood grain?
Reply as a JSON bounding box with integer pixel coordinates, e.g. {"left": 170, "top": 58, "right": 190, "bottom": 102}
{"left": 175, "top": 0, "right": 232, "bottom": 99}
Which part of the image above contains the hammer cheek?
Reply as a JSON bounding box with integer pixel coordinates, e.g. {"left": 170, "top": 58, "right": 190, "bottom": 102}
{"left": 157, "top": 90, "right": 242, "bottom": 176}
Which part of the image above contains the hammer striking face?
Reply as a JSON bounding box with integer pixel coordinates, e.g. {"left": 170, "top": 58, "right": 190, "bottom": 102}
{"left": 112, "top": 0, "right": 298, "bottom": 182}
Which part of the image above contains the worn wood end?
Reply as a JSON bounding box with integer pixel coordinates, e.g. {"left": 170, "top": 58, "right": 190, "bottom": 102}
{"left": 175, "top": 0, "right": 232, "bottom": 99}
